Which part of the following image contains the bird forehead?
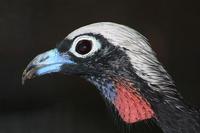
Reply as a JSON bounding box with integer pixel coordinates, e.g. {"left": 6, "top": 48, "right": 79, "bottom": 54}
{"left": 66, "top": 22, "right": 140, "bottom": 46}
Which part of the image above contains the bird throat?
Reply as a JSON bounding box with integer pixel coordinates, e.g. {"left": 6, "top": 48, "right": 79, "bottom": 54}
{"left": 86, "top": 76, "right": 155, "bottom": 124}
{"left": 114, "top": 81, "right": 155, "bottom": 124}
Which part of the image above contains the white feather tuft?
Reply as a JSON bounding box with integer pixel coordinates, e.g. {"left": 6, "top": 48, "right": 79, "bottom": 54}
{"left": 66, "top": 22, "right": 175, "bottom": 92}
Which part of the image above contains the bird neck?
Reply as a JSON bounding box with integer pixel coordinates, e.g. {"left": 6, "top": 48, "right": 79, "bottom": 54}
{"left": 120, "top": 63, "right": 200, "bottom": 133}
{"left": 84, "top": 75, "right": 200, "bottom": 133}
{"left": 151, "top": 94, "right": 200, "bottom": 133}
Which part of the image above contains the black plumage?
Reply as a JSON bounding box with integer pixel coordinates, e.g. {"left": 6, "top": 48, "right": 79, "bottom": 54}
{"left": 22, "top": 22, "right": 200, "bottom": 133}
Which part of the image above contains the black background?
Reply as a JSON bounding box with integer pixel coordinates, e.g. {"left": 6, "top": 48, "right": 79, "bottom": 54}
{"left": 0, "top": 0, "right": 199, "bottom": 133}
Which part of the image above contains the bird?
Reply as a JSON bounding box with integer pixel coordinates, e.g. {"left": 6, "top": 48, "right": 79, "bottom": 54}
{"left": 22, "top": 22, "right": 200, "bottom": 133}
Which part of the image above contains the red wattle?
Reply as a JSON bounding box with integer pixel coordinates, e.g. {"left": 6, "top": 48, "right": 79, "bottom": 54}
{"left": 114, "top": 82, "right": 155, "bottom": 124}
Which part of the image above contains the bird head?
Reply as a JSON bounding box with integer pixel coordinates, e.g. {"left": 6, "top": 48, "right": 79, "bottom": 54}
{"left": 22, "top": 22, "right": 175, "bottom": 124}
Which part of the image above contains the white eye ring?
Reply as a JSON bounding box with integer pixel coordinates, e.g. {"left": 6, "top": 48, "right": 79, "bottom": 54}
{"left": 69, "top": 35, "right": 101, "bottom": 58}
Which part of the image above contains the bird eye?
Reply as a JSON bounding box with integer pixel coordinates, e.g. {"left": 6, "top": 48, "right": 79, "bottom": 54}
{"left": 75, "top": 40, "right": 92, "bottom": 55}
{"left": 69, "top": 35, "right": 101, "bottom": 58}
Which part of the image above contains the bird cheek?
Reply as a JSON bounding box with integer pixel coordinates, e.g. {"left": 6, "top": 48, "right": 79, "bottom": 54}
{"left": 60, "top": 64, "right": 91, "bottom": 76}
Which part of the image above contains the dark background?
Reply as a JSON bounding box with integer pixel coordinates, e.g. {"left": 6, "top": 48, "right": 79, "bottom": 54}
{"left": 0, "top": 0, "right": 199, "bottom": 133}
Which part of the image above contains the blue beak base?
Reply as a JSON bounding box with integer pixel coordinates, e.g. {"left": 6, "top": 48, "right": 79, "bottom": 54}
{"left": 22, "top": 49, "right": 75, "bottom": 84}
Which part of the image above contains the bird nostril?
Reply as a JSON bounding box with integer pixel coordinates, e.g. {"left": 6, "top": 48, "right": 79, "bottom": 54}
{"left": 39, "top": 56, "right": 49, "bottom": 63}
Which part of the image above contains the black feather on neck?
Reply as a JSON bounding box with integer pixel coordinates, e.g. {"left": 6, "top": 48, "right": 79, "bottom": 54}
{"left": 135, "top": 76, "right": 200, "bottom": 133}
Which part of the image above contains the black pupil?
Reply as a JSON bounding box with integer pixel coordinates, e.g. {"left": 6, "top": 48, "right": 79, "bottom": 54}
{"left": 75, "top": 40, "right": 92, "bottom": 55}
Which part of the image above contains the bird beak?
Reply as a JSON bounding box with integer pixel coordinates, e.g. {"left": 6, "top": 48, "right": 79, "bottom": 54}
{"left": 22, "top": 49, "right": 75, "bottom": 85}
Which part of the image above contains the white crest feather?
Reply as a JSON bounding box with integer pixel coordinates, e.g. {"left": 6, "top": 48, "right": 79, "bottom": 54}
{"left": 66, "top": 22, "right": 175, "bottom": 92}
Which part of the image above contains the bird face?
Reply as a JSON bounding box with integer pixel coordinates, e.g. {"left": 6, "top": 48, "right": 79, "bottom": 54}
{"left": 23, "top": 22, "right": 175, "bottom": 124}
